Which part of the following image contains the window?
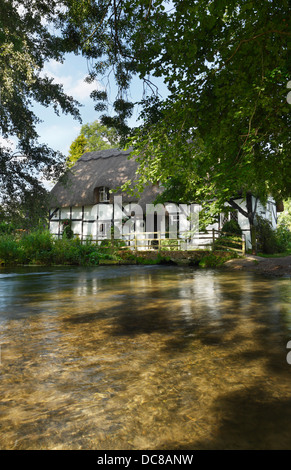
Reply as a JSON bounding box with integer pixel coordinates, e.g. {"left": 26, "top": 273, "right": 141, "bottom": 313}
{"left": 220, "top": 210, "right": 238, "bottom": 227}
{"left": 99, "top": 187, "right": 109, "bottom": 202}
{"left": 93, "top": 186, "right": 110, "bottom": 203}
{"left": 98, "top": 222, "right": 110, "bottom": 237}
{"left": 221, "top": 213, "right": 229, "bottom": 227}
{"left": 229, "top": 210, "right": 238, "bottom": 222}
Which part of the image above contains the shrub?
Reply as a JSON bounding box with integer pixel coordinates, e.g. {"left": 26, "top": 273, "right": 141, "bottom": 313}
{"left": 0, "top": 222, "right": 14, "bottom": 234}
{"left": 52, "top": 237, "right": 82, "bottom": 264}
{"left": 199, "top": 251, "right": 237, "bottom": 268}
{"left": 0, "top": 235, "right": 20, "bottom": 264}
{"left": 62, "top": 219, "right": 74, "bottom": 239}
{"left": 221, "top": 219, "right": 242, "bottom": 236}
{"left": 255, "top": 215, "right": 278, "bottom": 254}
{"left": 20, "top": 229, "right": 54, "bottom": 263}
{"left": 274, "top": 224, "right": 291, "bottom": 253}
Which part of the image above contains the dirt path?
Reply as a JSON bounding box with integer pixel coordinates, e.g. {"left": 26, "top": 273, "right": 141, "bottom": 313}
{"left": 224, "top": 254, "right": 291, "bottom": 277}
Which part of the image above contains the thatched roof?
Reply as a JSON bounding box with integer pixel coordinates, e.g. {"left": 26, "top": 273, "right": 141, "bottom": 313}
{"left": 49, "top": 147, "right": 162, "bottom": 209}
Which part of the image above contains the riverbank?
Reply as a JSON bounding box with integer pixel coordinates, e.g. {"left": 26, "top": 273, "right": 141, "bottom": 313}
{"left": 223, "top": 254, "right": 291, "bottom": 277}
{"left": 1, "top": 230, "right": 290, "bottom": 276}
{"left": 106, "top": 249, "right": 239, "bottom": 268}
{"left": 117, "top": 250, "right": 291, "bottom": 277}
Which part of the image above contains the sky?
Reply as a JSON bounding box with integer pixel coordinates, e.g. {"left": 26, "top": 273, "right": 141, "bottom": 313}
{"left": 32, "top": 53, "right": 168, "bottom": 157}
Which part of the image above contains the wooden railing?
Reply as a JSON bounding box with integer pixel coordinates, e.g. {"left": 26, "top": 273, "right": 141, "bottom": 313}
{"left": 79, "top": 229, "right": 246, "bottom": 255}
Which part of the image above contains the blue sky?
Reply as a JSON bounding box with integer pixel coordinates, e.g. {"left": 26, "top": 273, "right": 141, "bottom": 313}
{"left": 33, "top": 53, "right": 168, "bottom": 157}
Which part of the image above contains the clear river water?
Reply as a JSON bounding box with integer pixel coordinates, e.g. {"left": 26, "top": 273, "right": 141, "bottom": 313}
{"left": 0, "top": 265, "right": 291, "bottom": 450}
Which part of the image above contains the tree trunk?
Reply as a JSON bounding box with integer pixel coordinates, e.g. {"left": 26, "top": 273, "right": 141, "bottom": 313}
{"left": 227, "top": 193, "right": 258, "bottom": 254}
{"left": 246, "top": 193, "right": 257, "bottom": 255}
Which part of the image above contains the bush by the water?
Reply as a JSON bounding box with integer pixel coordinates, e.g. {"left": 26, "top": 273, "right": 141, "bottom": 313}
{"left": 198, "top": 250, "right": 238, "bottom": 268}
{"left": 0, "top": 229, "right": 125, "bottom": 266}
{"left": 0, "top": 235, "right": 20, "bottom": 264}
{"left": 255, "top": 215, "right": 291, "bottom": 254}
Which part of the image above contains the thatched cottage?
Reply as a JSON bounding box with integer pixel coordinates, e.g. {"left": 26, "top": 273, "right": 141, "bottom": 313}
{"left": 49, "top": 147, "right": 279, "bottom": 250}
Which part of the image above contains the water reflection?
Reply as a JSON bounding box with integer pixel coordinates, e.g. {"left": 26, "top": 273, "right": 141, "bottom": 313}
{"left": 0, "top": 266, "right": 291, "bottom": 450}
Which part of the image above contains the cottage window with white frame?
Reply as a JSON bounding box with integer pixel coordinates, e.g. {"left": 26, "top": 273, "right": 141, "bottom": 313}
{"left": 99, "top": 186, "right": 110, "bottom": 202}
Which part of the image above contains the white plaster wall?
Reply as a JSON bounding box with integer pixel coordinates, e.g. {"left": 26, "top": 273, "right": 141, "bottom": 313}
{"left": 71, "top": 221, "right": 82, "bottom": 236}
{"left": 83, "top": 222, "right": 97, "bottom": 239}
{"left": 83, "top": 205, "right": 98, "bottom": 220}
{"left": 60, "top": 207, "right": 71, "bottom": 219}
{"left": 49, "top": 221, "right": 59, "bottom": 236}
{"left": 98, "top": 204, "right": 113, "bottom": 221}
{"left": 71, "top": 206, "right": 82, "bottom": 219}
{"left": 255, "top": 196, "right": 277, "bottom": 229}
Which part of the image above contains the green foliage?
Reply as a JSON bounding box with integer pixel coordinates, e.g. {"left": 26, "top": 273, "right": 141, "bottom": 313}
{"left": 1, "top": 186, "right": 50, "bottom": 231}
{"left": 160, "top": 239, "right": 180, "bottom": 250}
{"left": 0, "top": 229, "right": 127, "bottom": 266}
{"left": 213, "top": 219, "right": 243, "bottom": 251}
{"left": 67, "top": 121, "right": 120, "bottom": 167}
{"left": 20, "top": 229, "right": 54, "bottom": 264}
{"left": 255, "top": 216, "right": 277, "bottom": 254}
{"left": 255, "top": 215, "right": 291, "bottom": 254}
{"left": 67, "top": 134, "right": 88, "bottom": 168}
{"left": 65, "top": 0, "right": 290, "bottom": 242}
{"left": 274, "top": 225, "right": 291, "bottom": 253}
{"left": 0, "top": 235, "right": 20, "bottom": 265}
{"left": 221, "top": 220, "right": 242, "bottom": 236}
{"left": 199, "top": 251, "right": 238, "bottom": 268}
{"left": 81, "top": 121, "right": 119, "bottom": 150}
{"left": 0, "top": 227, "right": 242, "bottom": 267}
{"left": 0, "top": 222, "right": 14, "bottom": 234}
{"left": 0, "top": 0, "right": 81, "bottom": 200}
{"left": 278, "top": 198, "right": 291, "bottom": 230}
{"left": 62, "top": 219, "right": 74, "bottom": 239}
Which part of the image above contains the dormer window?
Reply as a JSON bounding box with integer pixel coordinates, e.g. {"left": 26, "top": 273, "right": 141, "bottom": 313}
{"left": 99, "top": 186, "right": 109, "bottom": 202}
{"left": 94, "top": 186, "right": 110, "bottom": 203}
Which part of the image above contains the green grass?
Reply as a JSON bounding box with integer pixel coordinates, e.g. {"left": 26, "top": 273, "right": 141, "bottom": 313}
{"left": 256, "top": 250, "right": 291, "bottom": 258}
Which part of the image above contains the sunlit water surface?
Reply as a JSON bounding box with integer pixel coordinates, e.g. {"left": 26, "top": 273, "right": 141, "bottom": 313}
{"left": 0, "top": 265, "right": 291, "bottom": 450}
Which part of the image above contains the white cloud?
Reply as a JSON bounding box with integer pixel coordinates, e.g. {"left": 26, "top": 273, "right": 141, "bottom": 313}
{"left": 36, "top": 122, "right": 82, "bottom": 155}
{"left": 42, "top": 60, "right": 104, "bottom": 102}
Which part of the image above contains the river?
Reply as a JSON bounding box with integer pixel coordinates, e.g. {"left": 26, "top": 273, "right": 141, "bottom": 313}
{"left": 0, "top": 265, "right": 291, "bottom": 449}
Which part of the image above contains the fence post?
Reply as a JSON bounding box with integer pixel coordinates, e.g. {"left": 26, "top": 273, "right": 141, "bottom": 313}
{"left": 212, "top": 228, "right": 215, "bottom": 247}
{"left": 158, "top": 231, "right": 161, "bottom": 251}
{"left": 242, "top": 234, "right": 246, "bottom": 256}
{"left": 134, "top": 232, "right": 137, "bottom": 252}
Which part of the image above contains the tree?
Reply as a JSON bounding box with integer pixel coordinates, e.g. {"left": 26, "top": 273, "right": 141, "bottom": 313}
{"left": 278, "top": 199, "right": 291, "bottom": 230}
{"left": 67, "top": 133, "right": 88, "bottom": 168}
{"left": 0, "top": 0, "right": 81, "bottom": 201}
{"left": 1, "top": 186, "right": 50, "bottom": 231}
{"left": 64, "top": 0, "right": 290, "bottom": 250}
{"left": 81, "top": 120, "right": 119, "bottom": 150}
{"left": 66, "top": 120, "right": 120, "bottom": 166}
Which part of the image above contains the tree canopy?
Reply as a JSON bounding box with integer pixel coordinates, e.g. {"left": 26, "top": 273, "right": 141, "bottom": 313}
{"left": 0, "top": 0, "right": 81, "bottom": 202}
{"left": 63, "top": 0, "right": 290, "bottom": 230}
{"left": 1, "top": 0, "right": 290, "bottom": 244}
